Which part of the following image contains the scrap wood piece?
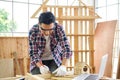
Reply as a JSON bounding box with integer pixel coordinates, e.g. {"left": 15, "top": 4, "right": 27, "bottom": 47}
{"left": 51, "top": 77, "right": 72, "bottom": 80}
{"left": 13, "top": 52, "right": 22, "bottom": 75}
{"left": 36, "top": 74, "right": 51, "bottom": 79}
{"left": 0, "top": 59, "right": 14, "bottom": 78}
{"left": 0, "top": 76, "right": 24, "bottom": 80}
{"left": 26, "top": 73, "right": 51, "bottom": 80}
{"left": 26, "top": 73, "right": 45, "bottom": 80}
{"left": 23, "top": 57, "right": 27, "bottom": 75}
{"left": 0, "top": 75, "right": 24, "bottom": 80}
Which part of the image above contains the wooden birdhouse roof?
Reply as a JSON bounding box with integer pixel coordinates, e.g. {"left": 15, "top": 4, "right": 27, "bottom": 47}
{"left": 31, "top": 0, "right": 100, "bottom": 19}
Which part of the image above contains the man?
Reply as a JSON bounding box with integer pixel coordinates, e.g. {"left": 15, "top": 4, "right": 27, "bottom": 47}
{"left": 29, "top": 11, "right": 72, "bottom": 76}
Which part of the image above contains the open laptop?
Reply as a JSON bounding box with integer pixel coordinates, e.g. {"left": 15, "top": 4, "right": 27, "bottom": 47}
{"left": 73, "top": 54, "right": 108, "bottom": 80}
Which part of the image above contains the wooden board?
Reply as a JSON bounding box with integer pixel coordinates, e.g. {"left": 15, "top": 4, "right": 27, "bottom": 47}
{"left": 26, "top": 73, "right": 77, "bottom": 80}
{"left": 0, "top": 76, "right": 24, "bottom": 80}
{"left": 51, "top": 75, "right": 77, "bottom": 80}
{"left": 94, "top": 20, "right": 117, "bottom": 77}
{"left": 0, "top": 59, "right": 14, "bottom": 78}
{"left": 26, "top": 73, "right": 51, "bottom": 80}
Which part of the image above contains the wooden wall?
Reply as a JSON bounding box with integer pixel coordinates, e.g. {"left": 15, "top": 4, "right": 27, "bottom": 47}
{"left": 0, "top": 37, "right": 29, "bottom": 76}
{"left": 0, "top": 37, "right": 28, "bottom": 58}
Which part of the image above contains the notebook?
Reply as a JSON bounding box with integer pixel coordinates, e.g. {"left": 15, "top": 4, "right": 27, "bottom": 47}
{"left": 73, "top": 54, "right": 108, "bottom": 80}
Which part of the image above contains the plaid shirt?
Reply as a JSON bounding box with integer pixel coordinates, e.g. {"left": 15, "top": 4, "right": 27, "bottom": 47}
{"left": 29, "top": 23, "right": 72, "bottom": 71}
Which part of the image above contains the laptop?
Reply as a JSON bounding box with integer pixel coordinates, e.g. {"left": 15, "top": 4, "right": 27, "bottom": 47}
{"left": 73, "top": 54, "right": 108, "bottom": 80}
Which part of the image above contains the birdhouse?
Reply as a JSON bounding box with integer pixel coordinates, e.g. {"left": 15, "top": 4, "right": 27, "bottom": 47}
{"left": 74, "top": 62, "right": 91, "bottom": 75}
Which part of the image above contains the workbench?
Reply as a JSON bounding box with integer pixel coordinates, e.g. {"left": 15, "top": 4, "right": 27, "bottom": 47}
{"left": 0, "top": 73, "right": 114, "bottom": 80}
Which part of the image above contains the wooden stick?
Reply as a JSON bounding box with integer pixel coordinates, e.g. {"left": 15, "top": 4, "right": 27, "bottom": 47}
{"left": 13, "top": 52, "right": 22, "bottom": 75}
{"left": 31, "top": 0, "right": 49, "bottom": 18}
{"left": 26, "top": 73, "right": 45, "bottom": 80}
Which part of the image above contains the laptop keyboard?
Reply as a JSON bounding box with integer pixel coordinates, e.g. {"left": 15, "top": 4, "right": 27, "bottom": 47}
{"left": 85, "top": 74, "right": 98, "bottom": 80}
{"left": 73, "top": 73, "right": 90, "bottom": 80}
{"left": 73, "top": 73, "right": 98, "bottom": 80}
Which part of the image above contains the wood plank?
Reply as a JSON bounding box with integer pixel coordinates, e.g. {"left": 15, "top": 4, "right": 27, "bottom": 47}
{"left": 26, "top": 73, "right": 45, "bottom": 80}
{"left": 0, "top": 59, "right": 14, "bottom": 78}
{"left": 51, "top": 75, "right": 77, "bottom": 80}
{"left": 74, "top": 7, "right": 79, "bottom": 64}
{"left": 67, "top": 34, "right": 94, "bottom": 36}
{"left": 23, "top": 58, "right": 28, "bottom": 75}
{"left": 31, "top": 0, "right": 49, "bottom": 18}
{"left": 26, "top": 73, "right": 51, "bottom": 80}
{"left": 13, "top": 52, "right": 22, "bottom": 75}
{"left": 0, "top": 76, "right": 24, "bottom": 80}
{"left": 58, "top": 8, "right": 63, "bottom": 24}
{"left": 46, "top": 6, "right": 94, "bottom": 8}
{"left": 89, "top": 7, "right": 95, "bottom": 72}
{"left": 57, "top": 16, "right": 99, "bottom": 20}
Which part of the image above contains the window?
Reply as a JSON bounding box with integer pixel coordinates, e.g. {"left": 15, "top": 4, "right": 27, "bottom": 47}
{"left": 0, "top": 0, "right": 42, "bottom": 36}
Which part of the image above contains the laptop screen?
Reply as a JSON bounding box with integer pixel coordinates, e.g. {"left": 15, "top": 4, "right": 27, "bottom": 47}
{"left": 98, "top": 54, "right": 108, "bottom": 78}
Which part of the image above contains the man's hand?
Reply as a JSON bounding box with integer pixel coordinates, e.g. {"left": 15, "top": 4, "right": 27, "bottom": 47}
{"left": 39, "top": 65, "right": 50, "bottom": 74}
{"left": 52, "top": 65, "right": 67, "bottom": 76}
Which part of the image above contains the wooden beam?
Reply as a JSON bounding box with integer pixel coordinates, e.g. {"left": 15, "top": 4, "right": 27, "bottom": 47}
{"left": 67, "top": 34, "right": 94, "bottom": 36}
{"left": 58, "top": 16, "right": 100, "bottom": 20}
{"left": 78, "top": 0, "right": 101, "bottom": 18}
{"left": 23, "top": 58, "right": 27, "bottom": 75}
{"left": 26, "top": 73, "right": 45, "bottom": 80}
{"left": 26, "top": 73, "right": 51, "bottom": 80}
{"left": 51, "top": 75, "right": 77, "bottom": 80}
{"left": 13, "top": 52, "right": 22, "bottom": 75}
{"left": 0, "top": 59, "right": 14, "bottom": 78}
{"left": 31, "top": 0, "right": 49, "bottom": 18}
{"left": 0, "top": 76, "right": 24, "bottom": 80}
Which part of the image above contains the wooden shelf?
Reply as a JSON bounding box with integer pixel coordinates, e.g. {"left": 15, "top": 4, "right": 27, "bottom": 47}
{"left": 72, "top": 50, "right": 94, "bottom": 52}
{"left": 57, "top": 16, "right": 100, "bottom": 20}
{"left": 67, "top": 34, "right": 94, "bottom": 36}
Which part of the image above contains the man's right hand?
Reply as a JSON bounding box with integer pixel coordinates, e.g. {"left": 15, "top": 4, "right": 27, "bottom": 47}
{"left": 39, "top": 65, "right": 50, "bottom": 74}
{"left": 52, "top": 65, "right": 67, "bottom": 76}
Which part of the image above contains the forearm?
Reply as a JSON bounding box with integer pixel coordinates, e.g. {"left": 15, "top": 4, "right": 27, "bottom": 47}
{"left": 62, "top": 58, "right": 69, "bottom": 66}
{"left": 36, "top": 61, "right": 43, "bottom": 67}
{"left": 30, "top": 53, "right": 43, "bottom": 67}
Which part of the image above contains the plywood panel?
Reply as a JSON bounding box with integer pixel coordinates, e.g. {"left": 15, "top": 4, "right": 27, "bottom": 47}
{"left": 94, "top": 20, "right": 117, "bottom": 77}
{"left": 0, "top": 59, "right": 14, "bottom": 78}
